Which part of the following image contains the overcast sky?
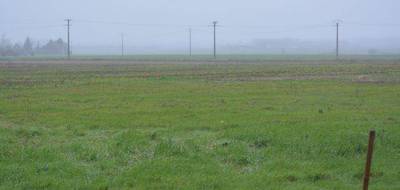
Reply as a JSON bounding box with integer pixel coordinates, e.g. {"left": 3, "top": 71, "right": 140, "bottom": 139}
{"left": 1, "top": 0, "right": 399, "bottom": 53}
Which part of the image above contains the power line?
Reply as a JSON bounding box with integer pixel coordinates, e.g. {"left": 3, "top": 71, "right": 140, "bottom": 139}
{"left": 217, "top": 25, "right": 333, "bottom": 36}
{"left": 2, "top": 24, "right": 65, "bottom": 31}
{"left": 343, "top": 22, "right": 400, "bottom": 27}
{"left": 73, "top": 19, "right": 209, "bottom": 28}
{"left": 6, "top": 20, "right": 400, "bottom": 30}
{"left": 221, "top": 23, "right": 332, "bottom": 29}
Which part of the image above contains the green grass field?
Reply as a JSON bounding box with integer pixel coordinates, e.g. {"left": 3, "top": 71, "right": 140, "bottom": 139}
{"left": 0, "top": 58, "right": 399, "bottom": 189}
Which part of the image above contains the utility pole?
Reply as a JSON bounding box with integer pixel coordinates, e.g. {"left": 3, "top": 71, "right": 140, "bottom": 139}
{"left": 189, "top": 28, "right": 192, "bottom": 56}
{"left": 336, "top": 21, "right": 340, "bottom": 59}
{"left": 212, "top": 21, "right": 218, "bottom": 59}
{"left": 65, "top": 19, "right": 71, "bottom": 59}
{"left": 121, "top": 33, "right": 124, "bottom": 57}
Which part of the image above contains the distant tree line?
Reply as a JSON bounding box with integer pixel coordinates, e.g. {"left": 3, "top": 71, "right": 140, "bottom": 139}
{"left": 0, "top": 35, "right": 67, "bottom": 56}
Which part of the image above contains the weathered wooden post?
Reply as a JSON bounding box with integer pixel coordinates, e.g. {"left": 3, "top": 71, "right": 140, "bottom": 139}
{"left": 363, "top": 130, "right": 376, "bottom": 190}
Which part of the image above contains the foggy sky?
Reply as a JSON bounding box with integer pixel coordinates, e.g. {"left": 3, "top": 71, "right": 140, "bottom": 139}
{"left": 1, "top": 0, "right": 400, "bottom": 54}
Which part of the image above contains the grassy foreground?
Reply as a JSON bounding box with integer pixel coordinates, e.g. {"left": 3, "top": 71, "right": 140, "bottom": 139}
{"left": 0, "top": 59, "right": 399, "bottom": 189}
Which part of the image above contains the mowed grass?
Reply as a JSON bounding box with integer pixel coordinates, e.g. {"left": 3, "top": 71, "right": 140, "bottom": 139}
{"left": 0, "top": 59, "right": 399, "bottom": 189}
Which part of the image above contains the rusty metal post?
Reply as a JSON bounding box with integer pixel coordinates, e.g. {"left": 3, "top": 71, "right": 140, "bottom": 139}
{"left": 363, "top": 130, "right": 376, "bottom": 190}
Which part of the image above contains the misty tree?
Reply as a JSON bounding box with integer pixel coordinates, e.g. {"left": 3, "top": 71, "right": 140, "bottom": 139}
{"left": 0, "top": 35, "right": 12, "bottom": 56}
{"left": 13, "top": 44, "right": 22, "bottom": 56}
{"left": 38, "top": 38, "right": 67, "bottom": 55}
{"left": 0, "top": 36, "right": 67, "bottom": 56}
{"left": 0, "top": 35, "right": 11, "bottom": 47}
{"left": 23, "top": 37, "right": 34, "bottom": 56}
{"left": 368, "top": 49, "right": 378, "bottom": 55}
{"left": 0, "top": 35, "right": 27, "bottom": 56}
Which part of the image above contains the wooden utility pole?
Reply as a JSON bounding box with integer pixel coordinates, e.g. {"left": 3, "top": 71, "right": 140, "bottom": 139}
{"left": 121, "top": 33, "right": 125, "bottom": 57}
{"left": 336, "top": 22, "right": 339, "bottom": 59}
{"left": 213, "top": 21, "right": 218, "bottom": 59}
{"left": 189, "top": 28, "right": 192, "bottom": 56}
{"left": 65, "top": 19, "right": 71, "bottom": 59}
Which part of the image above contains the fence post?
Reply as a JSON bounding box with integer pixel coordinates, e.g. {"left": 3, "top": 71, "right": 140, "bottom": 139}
{"left": 363, "top": 130, "right": 376, "bottom": 190}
